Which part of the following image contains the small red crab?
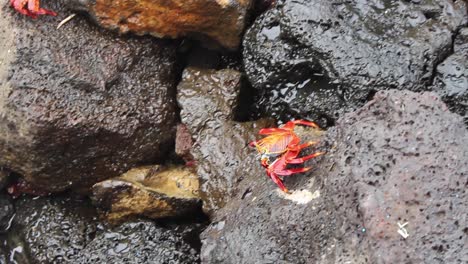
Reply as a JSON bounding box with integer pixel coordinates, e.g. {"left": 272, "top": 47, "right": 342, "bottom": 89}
{"left": 251, "top": 119, "right": 323, "bottom": 192}
{"left": 10, "top": 0, "right": 57, "bottom": 18}
{"left": 261, "top": 149, "right": 323, "bottom": 193}
{"left": 249, "top": 119, "right": 319, "bottom": 156}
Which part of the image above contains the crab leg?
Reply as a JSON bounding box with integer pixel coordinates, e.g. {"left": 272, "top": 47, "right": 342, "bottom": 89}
{"left": 268, "top": 172, "right": 288, "bottom": 193}
{"left": 258, "top": 128, "right": 289, "bottom": 135}
{"left": 289, "top": 119, "right": 319, "bottom": 128}
{"left": 286, "top": 152, "right": 324, "bottom": 164}
{"left": 11, "top": 0, "right": 29, "bottom": 16}
{"left": 275, "top": 167, "right": 311, "bottom": 176}
{"left": 28, "top": 0, "right": 57, "bottom": 16}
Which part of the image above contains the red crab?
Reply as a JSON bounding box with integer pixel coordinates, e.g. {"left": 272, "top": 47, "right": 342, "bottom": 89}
{"left": 250, "top": 119, "right": 323, "bottom": 192}
{"left": 249, "top": 119, "right": 319, "bottom": 156}
{"left": 10, "top": 0, "right": 57, "bottom": 18}
{"left": 261, "top": 149, "right": 323, "bottom": 193}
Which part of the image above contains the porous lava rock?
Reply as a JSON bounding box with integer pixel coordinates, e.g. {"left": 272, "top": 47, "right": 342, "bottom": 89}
{"left": 68, "top": 0, "right": 254, "bottom": 50}
{"left": 3, "top": 195, "right": 200, "bottom": 263}
{"left": 243, "top": 0, "right": 467, "bottom": 124}
{"left": 201, "top": 90, "right": 468, "bottom": 263}
{"left": 0, "top": 0, "right": 178, "bottom": 192}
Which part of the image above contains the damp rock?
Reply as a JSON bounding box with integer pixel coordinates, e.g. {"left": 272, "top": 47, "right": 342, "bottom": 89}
{"left": 201, "top": 90, "right": 468, "bottom": 263}
{"left": 0, "top": 195, "right": 13, "bottom": 233}
{"left": 91, "top": 165, "right": 201, "bottom": 224}
{"left": 74, "top": 220, "right": 200, "bottom": 264}
{"left": 432, "top": 27, "right": 468, "bottom": 124}
{"left": 0, "top": 0, "right": 178, "bottom": 192}
{"left": 243, "top": 0, "right": 467, "bottom": 124}
{"left": 5, "top": 196, "right": 98, "bottom": 263}
{"left": 175, "top": 124, "right": 195, "bottom": 164}
{"left": 0, "top": 169, "right": 10, "bottom": 190}
{"left": 177, "top": 67, "right": 273, "bottom": 214}
{"left": 68, "top": 0, "right": 254, "bottom": 50}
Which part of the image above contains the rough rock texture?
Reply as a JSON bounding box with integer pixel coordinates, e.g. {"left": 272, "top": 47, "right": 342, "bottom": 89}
{"left": 0, "top": 0, "right": 178, "bottom": 192}
{"left": 177, "top": 67, "right": 273, "bottom": 214}
{"left": 201, "top": 90, "right": 468, "bottom": 264}
{"left": 175, "top": 123, "right": 195, "bottom": 163}
{"left": 0, "top": 195, "right": 13, "bottom": 233}
{"left": 243, "top": 0, "right": 467, "bottom": 124}
{"left": 6, "top": 196, "right": 98, "bottom": 263}
{"left": 433, "top": 27, "right": 468, "bottom": 124}
{"left": 74, "top": 221, "right": 200, "bottom": 264}
{"left": 3, "top": 195, "right": 200, "bottom": 263}
{"left": 0, "top": 169, "right": 9, "bottom": 190}
{"left": 91, "top": 165, "right": 201, "bottom": 224}
{"left": 68, "top": 0, "right": 254, "bottom": 50}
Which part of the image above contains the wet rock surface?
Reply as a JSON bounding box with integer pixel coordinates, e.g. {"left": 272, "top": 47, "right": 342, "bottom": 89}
{"left": 2, "top": 195, "right": 201, "bottom": 263}
{"left": 5, "top": 196, "right": 98, "bottom": 263}
{"left": 74, "top": 220, "right": 200, "bottom": 264}
{"left": 201, "top": 90, "right": 468, "bottom": 263}
{"left": 91, "top": 165, "right": 201, "bottom": 224}
{"left": 432, "top": 27, "right": 468, "bottom": 124}
{"left": 0, "top": 195, "right": 13, "bottom": 233}
{"left": 0, "top": 0, "right": 178, "bottom": 192}
{"left": 243, "top": 0, "right": 467, "bottom": 124}
{"left": 177, "top": 67, "right": 273, "bottom": 214}
{"left": 68, "top": 0, "right": 254, "bottom": 50}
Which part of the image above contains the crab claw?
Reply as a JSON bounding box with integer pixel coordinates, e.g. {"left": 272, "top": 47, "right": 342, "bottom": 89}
{"left": 11, "top": 0, "right": 57, "bottom": 18}
{"left": 268, "top": 171, "right": 289, "bottom": 193}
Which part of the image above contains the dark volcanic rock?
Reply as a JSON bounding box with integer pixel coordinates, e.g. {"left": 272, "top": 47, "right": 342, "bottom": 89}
{"left": 177, "top": 67, "right": 273, "bottom": 214}
{"left": 4, "top": 195, "right": 200, "bottom": 263}
{"left": 0, "top": 0, "right": 178, "bottom": 192}
{"left": 0, "top": 195, "right": 13, "bottom": 233}
{"left": 7, "top": 196, "right": 98, "bottom": 263}
{"left": 243, "top": 0, "right": 467, "bottom": 124}
{"left": 201, "top": 90, "right": 468, "bottom": 263}
{"left": 75, "top": 221, "right": 200, "bottom": 264}
{"left": 0, "top": 169, "right": 10, "bottom": 190}
{"left": 433, "top": 27, "right": 468, "bottom": 124}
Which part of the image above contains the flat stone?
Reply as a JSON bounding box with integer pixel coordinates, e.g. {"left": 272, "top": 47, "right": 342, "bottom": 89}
{"left": 91, "top": 165, "right": 201, "bottom": 224}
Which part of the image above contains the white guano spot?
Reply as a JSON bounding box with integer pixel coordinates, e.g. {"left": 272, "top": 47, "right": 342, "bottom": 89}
{"left": 277, "top": 189, "right": 320, "bottom": 204}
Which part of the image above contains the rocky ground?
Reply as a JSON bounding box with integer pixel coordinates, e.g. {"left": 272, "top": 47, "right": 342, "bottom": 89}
{"left": 0, "top": 0, "right": 467, "bottom": 263}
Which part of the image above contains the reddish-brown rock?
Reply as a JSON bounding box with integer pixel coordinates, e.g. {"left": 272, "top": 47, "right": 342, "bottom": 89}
{"left": 70, "top": 0, "right": 254, "bottom": 50}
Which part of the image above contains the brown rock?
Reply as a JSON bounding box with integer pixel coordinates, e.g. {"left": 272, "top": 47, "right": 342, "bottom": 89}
{"left": 91, "top": 165, "right": 201, "bottom": 224}
{"left": 0, "top": 0, "right": 178, "bottom": 192}
{"left": 69, "top": 0, "right": 254, "bottom": 50}
{"left": 175, "top": 123, "right": 194, "bottom": 163}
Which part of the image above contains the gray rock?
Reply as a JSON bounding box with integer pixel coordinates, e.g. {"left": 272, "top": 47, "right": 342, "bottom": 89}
{"left": 75, "top": 221, "right": 199, "bottom": 264}
{"left": 201, "top": 90, "right": 468, "bottom": 264}
{"left": 177, "top": 67, "right": 273, "bottom": 214}
{"left": 0, "top": 0, "right": 178, "bottom": 192}
{"left": 243, "top": 0, "right": 467, "bottom": 125}
{"left": 433, "top": 28, "right": 468, "bottom": 124}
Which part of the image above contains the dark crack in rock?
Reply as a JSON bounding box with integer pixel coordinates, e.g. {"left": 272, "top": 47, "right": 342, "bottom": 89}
{"left": 0, "top": 0, "right": 178, "bottom": 192}
{"left": 433, "top": 27, "right": 468, "bottom": 124}
{"left": 243, "top": 0, "right": 467, "bottom": 125}
{"left": 201, "top": 90, "right": 468, "bottom": 264}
